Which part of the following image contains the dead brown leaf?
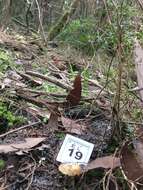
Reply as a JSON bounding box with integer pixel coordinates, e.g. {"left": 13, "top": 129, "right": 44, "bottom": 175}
{"left": 66, "top": 74, "right": 82, "bottom": 106}
{"left": 47, "top": 112, "right": 58, "bottom": 131}
{"left": 96, "top": 97, "right": 111, "bottom": 111}
{"left": 0, "top": 137, "right": 45, "bottom": 154}
{"left": 84, "top": 156, "right": 120, "bottom": 172}
{"left": 58, "top": 155, "right": 120, "bottom": 176}
{"left": 61, "top": 116, "right": 86, "bottom": 135}
{"left": 26, "top": 107, "right": 50, "bottom": 119}
{"left": 47, "top": 104, "right": 59, "bottom": 131}
{"left": 133, "top": 127, "right": 143, "bottom": 170}
{"left": 133, "top": 140, "right": 143, "bottom": 169}
{"left": 135, "top": 127, "right": 143, "bottom": 142}
{"left": 121, "top": 142, "right": 143, "bottom": 182}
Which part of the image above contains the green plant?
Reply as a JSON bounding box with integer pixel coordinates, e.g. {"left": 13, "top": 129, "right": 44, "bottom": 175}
{"left": 0, "top": 50, "right": 13, "bottom": 72}
{"left": 0, "top": 102, "right": 24, "bottom": 128}
{"left": 58, "top": 18, "right": 96, "bottom": 55}
{"left": 42, "top": 82, "right": 63, "bottom": 93}
{"left": 0, "top": 159, "right": 5, "bottom": 170}
{"left": 58, "top": 1, "right": 137, "bottom": 56}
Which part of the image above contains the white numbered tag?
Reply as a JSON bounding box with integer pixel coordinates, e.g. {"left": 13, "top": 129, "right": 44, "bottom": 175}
{"left": 56, "top": 134, "right": 94, "bottom": 164}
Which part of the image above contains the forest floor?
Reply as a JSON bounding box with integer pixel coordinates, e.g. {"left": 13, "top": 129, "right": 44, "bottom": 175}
{"left": 0, "top": 31, "right": 142, "bottom": 190}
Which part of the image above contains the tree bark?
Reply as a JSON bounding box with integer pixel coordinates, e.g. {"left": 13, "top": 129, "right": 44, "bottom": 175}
{"left": 0, "top": 0, "right": 12, "bottom": 31}
{"left": 47, "top": 0, "right": 80, "bottom": 41}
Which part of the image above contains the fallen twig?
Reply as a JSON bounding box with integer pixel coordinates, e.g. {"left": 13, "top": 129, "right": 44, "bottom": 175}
{"left": 16, "top": 92, "right": 64, "bottom": 107}
{"left": 0, "top": 121, "right": 41, "bottom": 138}
{"left": 129, "top": 86, "right": 143, "bottom": 92}
{"left": 17, "top": 71, "right": 42, "bottom": 86}
{"left": 12, "top": 17, "right": 37, "bottom": 33}
{"left": 25, "top": 154, "right": 37, "bottom": 190}
{"left": 88, "top": 78, "right": 114, "bottom": 95}
{"left": 26, "top": 71, "right": 72, "bottom": 90}
{"left": 18, "top": 88, "right": 67, "bottom": 98}
{"left": 136, "top": 0, "right": 143, "bottom": 10}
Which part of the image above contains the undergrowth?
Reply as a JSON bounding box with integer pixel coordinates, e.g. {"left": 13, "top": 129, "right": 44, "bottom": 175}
{"left": 0, "top": 102, "right": 24, "bottom": 128}
{"left": 58, "top": 1, "right": 140, "bottom": 56}
{"left": 0, "top": 48, "right": 23, "bottom": 73}
{"left": 0, "top": 50, "right": 14, "bottom": 72}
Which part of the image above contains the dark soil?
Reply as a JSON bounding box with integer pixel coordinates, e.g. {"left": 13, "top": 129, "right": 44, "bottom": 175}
{"left": 0, "top": 106, "right": 111, "bottom": 190}
{"left": 0, "top": 32, "right": 113, "bottom": 190}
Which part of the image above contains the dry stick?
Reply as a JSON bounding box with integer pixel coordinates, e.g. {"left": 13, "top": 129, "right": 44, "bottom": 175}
{"left": 17, "top": 93, "right": 62, "bottom": 117}
{"left": 95, "top": 55, "right": 115, "bottom": 99}
{"left": 35, "top": 0, "right": 47, "bottom": 43}
{"left": 25, "top": 153, "right": 37, "bottom": 190}
{"left": 18, "top": 88, "right": 67, "bottom": 98}
{"left": 26, "top": 71, "right": 72, "bottom": 90}
{"left": 136, "top": 0, "right": 143, "bottom": 10}
{"left": 25, "top": 0, "right": 34, "bottom": 34}
{"left": 129, "top": 86, "right": 143, "bottom": 92}
{"left": 0, "top": 121, "right": 41, "bottom": 138}
{"left": 12, "top": 18, "right": 37, "bottom": 33}
{"left": 16, "top": 71, "right": 42, "bottom": 86}
{"left": 17, "top": 88, "right": 94, "bottom": 104}
{"left": 87, "top": 56, "right": 114, "bottom": 117}
{"left": 47, "top": 61, "right": 70, "bottom": 84}
{"left": 102, "top": 0, "right": 112, "bottom": 25}
{"left": 17, "top": 93, "right": 64, "bottom": 106}
{"left": 88, "top": 78, "right": 114, "bottom": 95}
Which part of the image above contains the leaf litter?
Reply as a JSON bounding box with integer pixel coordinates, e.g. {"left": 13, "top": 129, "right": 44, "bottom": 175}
{"left": 120, "top": 127, "right": 143, "bottom": 183}
{"left": 58, "top": 156, "right": 120, "bottom": 176}
{"left": 1, "top": 31, "right": 143, "bottom": 189}
{"left": 61, "top": 116, "right": 87, "bottom": 135}
{"left": 0, "top": 137, "right": 45, "bottom": 154}
{"left": 0, "top": 68, "right": 113, "bottom": 189}
{"left": 0, "top": 63, "right": 114, "bottom": 189}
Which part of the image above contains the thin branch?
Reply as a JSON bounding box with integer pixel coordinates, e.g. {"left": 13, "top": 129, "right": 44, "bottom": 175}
{"left": 18, "top": 88, "right": 67, "bottom": 98}
{"left": 136, "top": 0, "right": 143, "bottom": 10}
{"left": 35, "top": 0, "right": 47, "bottom": 43}
{"left": 26, "top": 71, "right": 72, "bottom": 90}
{"left": 0, "top": 121, "right": 41, "bottom": 138}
